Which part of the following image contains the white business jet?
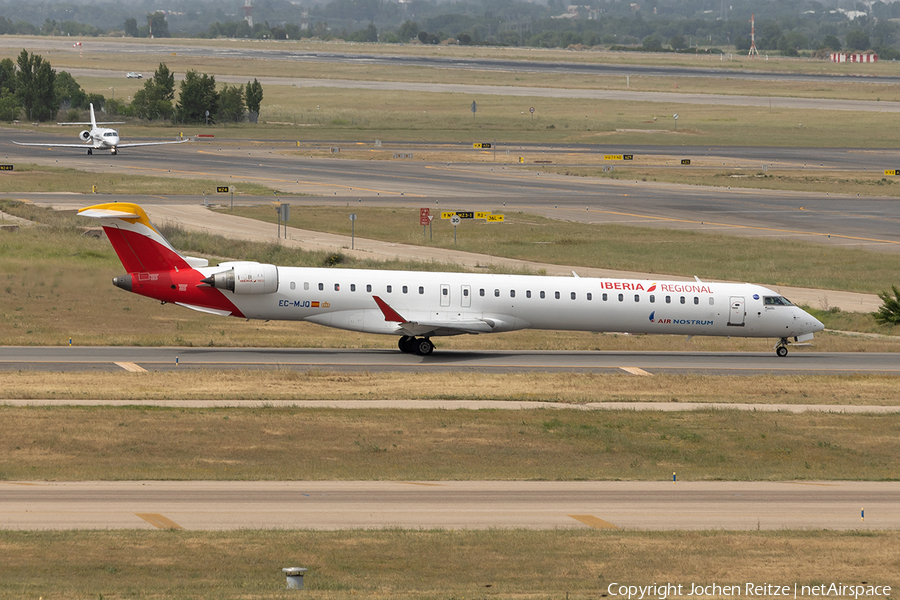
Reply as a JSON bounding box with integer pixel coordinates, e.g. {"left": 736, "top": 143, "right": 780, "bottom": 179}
{"left": 78, "top": 202, "right": 825, "bottom": 357}
{"left": 14, "top": 103, "right": 188, "bottom": 155}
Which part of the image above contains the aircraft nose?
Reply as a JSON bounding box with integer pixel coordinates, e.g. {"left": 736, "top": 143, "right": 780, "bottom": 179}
{"left": 801, "top": 310, "right": 825, "bottom": 334}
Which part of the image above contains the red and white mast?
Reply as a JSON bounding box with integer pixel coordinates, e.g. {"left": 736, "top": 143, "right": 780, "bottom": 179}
{"left": 748, "top": 13, "right": 760, "bottom": 57}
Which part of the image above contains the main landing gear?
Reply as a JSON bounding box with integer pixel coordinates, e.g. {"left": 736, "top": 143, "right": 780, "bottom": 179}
{"left": 398, "top": 335, "right": 434, "bottom": 356}
{"left": 775, "top": 337, "right": 790, "bottom": 357}
{"left": 87, "top": 148, "right": 92, "bottom": 155}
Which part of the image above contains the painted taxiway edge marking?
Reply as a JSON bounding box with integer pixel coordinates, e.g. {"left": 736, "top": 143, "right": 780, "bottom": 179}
{"left": 620, "top": 366, "right": 652, "bottom": 376}
{"left": 568, "top": 515, "right": 619, "bottom": 529}
{"left": 135, "top": 513, "right": 184, "bottom": 530}
{"left": 115, "top": 362, "right": 147, "bottom": 373}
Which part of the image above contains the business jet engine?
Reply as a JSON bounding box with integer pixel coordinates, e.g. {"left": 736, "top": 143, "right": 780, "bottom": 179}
{"left": 201, "top": 262, "right": 279, "bottom": 294}
{"left": 79, "top": 130, "right": 92, "bottom": 141}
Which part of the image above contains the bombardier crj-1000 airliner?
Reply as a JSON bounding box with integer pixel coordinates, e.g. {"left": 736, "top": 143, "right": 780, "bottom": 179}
{"left": 79, "top": 202, "right": 824, "bottom": 357}
{"left": 14, "top": 104, "right": 188, "bottom": 155}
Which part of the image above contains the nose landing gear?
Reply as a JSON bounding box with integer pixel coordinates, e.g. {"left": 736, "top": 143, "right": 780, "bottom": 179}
{"left": 775, "top": 338, "right": 789, "bottom": 357}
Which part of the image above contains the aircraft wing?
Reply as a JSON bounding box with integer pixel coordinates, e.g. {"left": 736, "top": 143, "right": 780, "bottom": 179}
{"left": 12, "top": 141, "right": 91, "bottom": 148}
{"left": 115, "top": 139, "right": 191, "bottom": 148}
{"left": 372, "top": 295, "right": 495, "bottom": 336}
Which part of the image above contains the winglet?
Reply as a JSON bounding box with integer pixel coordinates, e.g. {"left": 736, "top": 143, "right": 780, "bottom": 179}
{"left": 372, "top": 296, "right": 407, "bottom": 323}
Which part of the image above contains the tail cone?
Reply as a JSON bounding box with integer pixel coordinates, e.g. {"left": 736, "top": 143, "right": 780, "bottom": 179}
{"left": 112, "top": 275, "right": 132, "bottom": 292}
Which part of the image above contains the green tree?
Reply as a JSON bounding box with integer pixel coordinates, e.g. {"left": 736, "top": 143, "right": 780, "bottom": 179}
{"left": 218, "top": 84, "right": 246, "bottom": 123}
{"left": 130, "top": 63, "right": 176, "bottom": 120}
{"left": 398, "top": 20, "right": 418, "bottom": 42}
{"left": 845, "top": 29, "right": 870, "bottom": 51}
{"left": 151, "top": 63, "right": 175, "bottom": 101}
{"left": 245, "top": 78, "right": 263, "bottom": 121}
{"left": 822, "top": 34, "right": 841, "bottom": 50}
{"left": 55, "top": 71, "right": 87, "bottom": 110}
{"left": 16, "top": 49, "right": 56, "bottom": 121}
{"left": 0, "top": 57, "right": 15, "bottom": 95}
{"left": 669, "top": 35, "right": 687, "bottom": 50}
{"left": 176, "top": 70, "right": 218, "bottom": 124}
{"left": 147, "top": 12, "right": 170, "bottom": 38}
{"left": 124, "top": 17, "right": 138, "bottom": 37}
{"left": 873, "top": 285, "right": 900, "bottom": 325}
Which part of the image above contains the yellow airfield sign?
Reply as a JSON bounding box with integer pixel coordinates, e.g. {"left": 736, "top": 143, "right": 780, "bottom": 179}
{"left": 486, "top": 214, "right": 505, "bottom": 222}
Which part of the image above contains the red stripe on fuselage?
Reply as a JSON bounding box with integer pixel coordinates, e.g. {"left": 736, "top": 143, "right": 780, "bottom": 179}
{"left": 127, "top": 269, "right": 245, "bottom": 318}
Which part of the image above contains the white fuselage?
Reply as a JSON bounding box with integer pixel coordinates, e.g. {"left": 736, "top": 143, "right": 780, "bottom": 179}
{"left": 91, "top": 128, "right": 120, "bottom": 149}
{"left": 196, "top": 266, "right": 824, "bottom": 340}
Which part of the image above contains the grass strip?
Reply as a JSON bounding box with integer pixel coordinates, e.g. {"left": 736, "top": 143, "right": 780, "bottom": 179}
{"left": 1, "top": 370, "right": 899, "bottom": 405}
{"left": 0, "top": 529, "right": 897, "bottom": 600}
{"left": 2, "top": 405, "right": 899, "bottom": 481}
{"left": 0, "top": 163, "right": 278, "bottom": 196}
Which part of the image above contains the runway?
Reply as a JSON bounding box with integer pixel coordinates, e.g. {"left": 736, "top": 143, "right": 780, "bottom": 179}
{"left": 2, "top": 346, "right": 898, "bottom": 375}
{"left": 1, "top": 480, "right": 895, "bottom": 531}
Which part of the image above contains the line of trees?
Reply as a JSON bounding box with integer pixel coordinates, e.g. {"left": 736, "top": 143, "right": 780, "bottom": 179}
{"left": 0, "top": 51, "right": 264, "bottom": 124}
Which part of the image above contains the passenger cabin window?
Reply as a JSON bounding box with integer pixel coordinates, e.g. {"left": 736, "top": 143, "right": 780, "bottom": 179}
{"left": 304, "top": 282, "right": 309, "bottom": 291}
{"left": 602, "top": 293, "right": 608, "bottom": 301}
{"left": 318, "top": 283, "right": 324, "bottom": 291}
{"left": 680, "top": 296, "right": 686, "bottom": 304}
{"left": 419, "top": 286, "right": 425, "bottom": 295}
{"left": 510, "top": 290, "right": 516, "bottom": 298}
{"left": 334, "top": 284, "right": 340, "bottom": 291}
{"left": 480, "top": 289, "right": 485, "bottom": 297}
{"left": 650, "top": 295, "right": 655, "bottom": 303}
{"left": 694, "top": 297, "right": 699, "bottom": 305}
{"left": 555, "top": 291, "right": 560, "bottom": 300}
{"left": 290, "top": 282, "right": 296, "bottom": 290}
{"left": 494, "top": 289, "right": 500, "bottom": 297}
{"left": 463, "top": 288, "right": 469, "bottom": 297}
{"left": 587, "top": 293, "right": 592, "bottom": 301}
{"left": 540, "top": 291, "right": 546, "bottom": 299}
{"left": 402, "top": 285, "right": 408, "bottom": 294}
{"left": 350, "top": 284, "right": 356, "bottom": 292}
{"left": 366, "top": 284, "right": 372, "bottom": 293}
{"left": 618, "top": 293, "right": 624, "bottom": 302}
{"left": 442, "top": 288, "right": 448, "bottom": 296}
{"left": 571, "top": 292, "right": 576, "bottom": 300}
{"left": 526, "top": 290, "right": 532, "bottom": 298}
{"left": 634, "top": 294, "right": 640, "bottom": 303}
{"left": 709, "top": 298, "right": 715, "bottom": 306}
{"left": 666, "top": 296, "right": 671, "bottom": 304}
{"left": 386, "top": 285, "right": 392, "bottom": 293}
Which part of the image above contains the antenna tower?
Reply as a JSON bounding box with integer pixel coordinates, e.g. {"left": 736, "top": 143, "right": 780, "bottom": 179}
{"left": 243, "top": 0, "right": 253, "bottom": 28}
{"left": 748, "top": 13, "right": 759, "bottom": 57}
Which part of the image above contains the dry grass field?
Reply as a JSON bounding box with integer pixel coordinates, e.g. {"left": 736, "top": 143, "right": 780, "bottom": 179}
{"left": 1, "top": 529, "right": 897, "bottom": 600}
{"left": 2, "top": 403, "right": 899, "bottom": 481}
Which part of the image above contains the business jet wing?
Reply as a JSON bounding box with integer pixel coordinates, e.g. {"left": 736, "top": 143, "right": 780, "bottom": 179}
{"left": 115, "top": 139, "right": 191, "bottom": 148}
{"left": 12, "top": 141, "right": 93, "bottom": 148}
{"left": 372, "top": 295, "right": 495, "bottom": 335}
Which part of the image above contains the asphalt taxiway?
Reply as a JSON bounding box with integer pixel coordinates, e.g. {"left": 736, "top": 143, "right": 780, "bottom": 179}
{"left": 1, "top": 480, "right": 896, "bottom": 531}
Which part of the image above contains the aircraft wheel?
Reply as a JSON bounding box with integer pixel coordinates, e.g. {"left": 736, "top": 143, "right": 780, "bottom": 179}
{"left": 398, "top": 336, "right": 415, "bottom": 353}
{"left": 776, "top": 346, "right": 788, "bottom": 358}
{"left": 111, "top": 148, "right": 118, "bottom": 155}
{"left": 87, "top": 148, "right": 92, "bottom": 155}
{"left": 414, "top": 338, "right": 434, "bottom": 356}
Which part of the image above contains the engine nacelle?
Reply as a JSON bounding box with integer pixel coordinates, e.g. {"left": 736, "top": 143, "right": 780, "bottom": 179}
{"left": 79, "top": 130, "right": 92, "bottom": 141}
{"left": 201, "top": 262, "right": 278, "bottom": 295}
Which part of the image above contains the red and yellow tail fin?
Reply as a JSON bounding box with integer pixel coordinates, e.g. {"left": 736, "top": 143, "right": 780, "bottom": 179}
{"left": 78, "top": 203, "right": 191, "bottom": 273}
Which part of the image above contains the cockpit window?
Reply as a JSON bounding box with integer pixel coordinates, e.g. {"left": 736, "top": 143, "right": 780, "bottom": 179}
{"left": 103, "top": 131, "right": 117, "bottom": 137}
{"left": 763, "top": 296, "right": 794, "bottom": 306}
